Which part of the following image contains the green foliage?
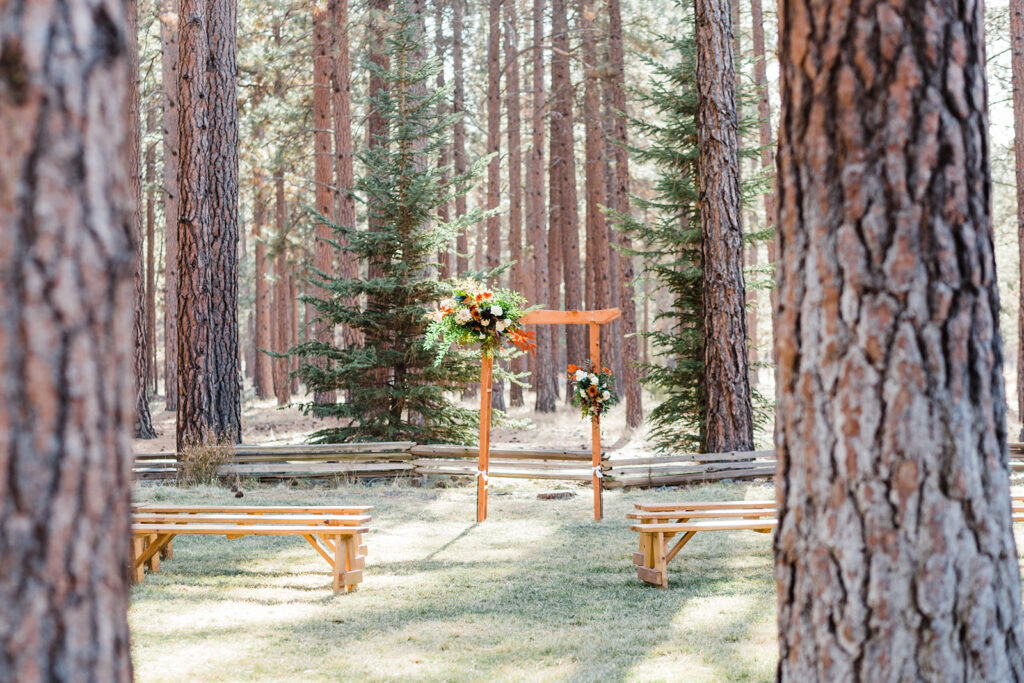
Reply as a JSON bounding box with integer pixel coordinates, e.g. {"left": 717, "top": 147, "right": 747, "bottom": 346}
{"left": 292, "top": 0, "right": 484, "bottom": 444}
{"left": 611, "top": 4, "right": 767, "bottom": 453}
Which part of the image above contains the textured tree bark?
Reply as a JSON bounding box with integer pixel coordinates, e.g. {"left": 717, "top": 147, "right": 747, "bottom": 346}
{"left": 289, "top": 270, "right": 299, "bottom": 394}
{"left": 253, "top": 176, "right": 273, "bottom": 399}
{"left": 579, "top": 0, "right": 609, "bottom": 326}
{"left": 775, "top": 0, "right": 1024, "bottom": 678}
{"left": 435, "top": 0, "right": 454, "bottom": 280}
{"left": 452, "top": 0, "right": 469, "bottom": 275}
{"left": 1013, "top": 0, "right": 1024, "bottom": 439}
{"left": 695, "top": 0, "right": 753, "bottom": 452}
{"left": 273, "top": 172, "right": 291, "bottom": 406}
{"left": 176, "top": 0, "right": 241, "bottom": 450}
{"left": 146, "top": 108, "right": 159, "bottom": 396}
{"left": 331, "top": 0, "right": 360, "bottom": 349}
{"left": 162, "top": 0, "right": 180, "bottom": 410}
{"left": 531, "top": 0, "right": 556, "bottom": 412}
{"left": 0, "top": 0, "right": 136, "bottom": 676}
{"left": 312, "top": 0, "right": 336, "bottom": 405}
{"left": 130, "top": 0, "right": 157, "bottom": 439}
{"left": 750, "top": 0, "right": 774, "bottom": 319}
{"left": 506, "top": 0, "right": 525, "bottom": 407}
{"left": 367, "top": 0, "right": 389, "bottom": 285}
{"left": 485, "top": 0, "right": 506, "bottom": 412}
{"left": 607, "top": 0, "right": 641, "bottom": 428}
{"left": 551, "top": 0, "right": 584, "bottom": 384}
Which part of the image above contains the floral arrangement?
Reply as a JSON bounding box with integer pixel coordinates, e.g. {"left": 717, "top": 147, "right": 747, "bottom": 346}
{"left": 569, "top": 361, "right": 619, "bottom": 420}
{"left": 425, "top": 282, "right": 536, "bottom": 360}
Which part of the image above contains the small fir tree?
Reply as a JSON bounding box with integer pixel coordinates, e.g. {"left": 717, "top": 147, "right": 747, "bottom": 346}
{"left": 292, "top": 0, "right": 484, "bottom": 443}
{"left": 612, "top": 7, "right": 766, "bottom": 453}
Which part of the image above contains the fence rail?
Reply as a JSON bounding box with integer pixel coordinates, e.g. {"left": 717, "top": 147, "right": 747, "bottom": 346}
{"left": 134, "top": 442, "right": 1024, "bottom": 486}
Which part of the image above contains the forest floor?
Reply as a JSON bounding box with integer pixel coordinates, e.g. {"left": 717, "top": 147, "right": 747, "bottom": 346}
{"left": 130, "top": 479, "right": 779, "bottom": 682}
{"left": 131, "top": 386, "right": 720, "bottom": 457}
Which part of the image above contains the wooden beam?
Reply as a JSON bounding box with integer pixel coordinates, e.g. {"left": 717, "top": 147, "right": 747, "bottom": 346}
{"left": 520, "top": 308, "right": 621, "bottom": 325}
{"left": 477, "top": 354, "right": 493, "bottom": 522}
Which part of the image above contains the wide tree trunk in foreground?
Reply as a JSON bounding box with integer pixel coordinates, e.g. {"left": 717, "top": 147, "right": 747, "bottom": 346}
{"left": 162, "top": 0, "right": 180, "bottom": 410}
{"left": 177, "top": 0, "right": 241, "bottom": 449}
{"left": 0, "top": 0, "right": 135, "bottom": 676}
{"left": 775, "top": 0, "right": 1024, "bottom": 678}
{"left": 130, "top": 0, "right": 157, "bottom": 439}
{"left": 1013, "top": 0, "right": 1024, "bottom": 439}
{"left": 695, "top": 0, "right": 753, "bottom": 452}
{"left": 531, "top": 0, "right": 557, "bottom": 412}
{"left": 606, "top": 0, "right": 641, "bottom": 427}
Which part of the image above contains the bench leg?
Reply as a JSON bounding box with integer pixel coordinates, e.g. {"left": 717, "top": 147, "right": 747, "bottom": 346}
{"left": 655, "top": 532, "right": 668, "bottom": 589}
{"left": 131, "top": 536, "right": 147, "bottom": 583}
{"left": 333, "top": 534, "right": 343, "bottom": 595}
{"left": 145, "top": 534, "right": 161, "bottom": 573}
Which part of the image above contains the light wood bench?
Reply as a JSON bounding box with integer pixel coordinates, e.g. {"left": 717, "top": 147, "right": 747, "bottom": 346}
{"left": 631, "top": 499, "right": 1024, "bottom": 589}
{"left": 130, "top": 504, "right": 373, "bottom": 594}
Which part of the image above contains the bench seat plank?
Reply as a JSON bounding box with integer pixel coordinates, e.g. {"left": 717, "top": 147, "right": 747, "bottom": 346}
{"left": 132, "top": 523, "right": 367, "bottom": 535}
{"left": 634, "top": 500, "right": 774, "bottom": 512}
{"left": 133, "top": 504, "right": 373, "bottom": 515}
{"left": 631, "top": 519, "right": 777, "bottom": 533}
{"left": 133, "top": 513, "right": 371, "bottom": 526}
{"left": 626, "top": 509, "right": 776, "bottom": 521}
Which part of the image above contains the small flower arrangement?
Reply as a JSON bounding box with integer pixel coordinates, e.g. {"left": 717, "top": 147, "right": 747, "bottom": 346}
{"left": 425, "top": 282, "right": 536, "bottom": 360}
{"left": 569, "top": 361, "right": 619, "bottom": 420}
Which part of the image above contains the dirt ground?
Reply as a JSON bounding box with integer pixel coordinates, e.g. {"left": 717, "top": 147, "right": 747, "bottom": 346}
{"left": 132, "top": 387, "right": 664, "bottom": 456}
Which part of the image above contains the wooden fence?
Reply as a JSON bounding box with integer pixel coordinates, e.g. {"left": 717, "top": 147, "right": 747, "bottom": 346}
{"left": 134, "top": 442, "right": 1024, "bottom": 488}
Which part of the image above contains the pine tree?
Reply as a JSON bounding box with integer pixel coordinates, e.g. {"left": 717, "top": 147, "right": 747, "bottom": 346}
{"left": 294, "top": 0, "right": 482, "bottom": 443}
{"left": 613, "top": 9, "right": 761, "bottom": 453}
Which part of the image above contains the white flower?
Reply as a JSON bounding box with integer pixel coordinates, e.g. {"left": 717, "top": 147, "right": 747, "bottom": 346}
{"left": 495, "top": 320, "right": 507, "bottom": 333}
{"left": 481, "top": 318, "right": 490, "bottom": 326}
{"left": 490, "top": 305, "right": 503, "bottom": 317}
{"left": 575, "top": 369, "right": 587, "bottom": 382}
{"left": 589, "top": 374, "right": 598, "bottom": 383}
{"left": 479, "top": 333, "right": 486, "bottom": 339}
{"left": 580, "top": 388, "right": 587, "bottom": 396}
{"left": 455, "top": 308, "right": 472, "bottom": 324}
{"left": 602, "top": 391, "right": 610, "bottom": 400}
{"left": 441, "top": 298, "right": 454, "bottom": 309}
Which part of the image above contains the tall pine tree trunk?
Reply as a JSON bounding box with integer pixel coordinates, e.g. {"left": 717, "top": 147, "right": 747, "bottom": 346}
{"left": 146, "top": 108, "right": 159, "bottom": 396}
{"left": 531, "top": 0, "right": 557, "bottom": 411}
{"left": 253, "top": 176, "right": 273, "bottom": 399}
{"left": 695, "top": 0, "right": 752, "bottom": 452}
{"left": 506, "top": 0, "right": 525, "bottom": 407}
{"left": 551, "top": 0, "right": 584, "bottom": 384}
{"left": 273, "top": 171, "right": 291, "bottom": 406}
{"left": 1013, "top": 0, "right": 1024, "bottom": 439}
{"left": 130, "top": 0, "right": 157, "bottom": 439}
{"left": 177, "top": 0, "right": 241, "bottom": 449}
{"left": 607, "top": 0, "right": 641, "bottom": 427}
{"left": 486, "top": 0, "right": 506, "bottom": 412}
{"left": 750, "top": 0, "right": 774, "bottom": 320}
{"left": 452, "top": 0, "right": 469, "bottom": 274}
{"left": 331, "top": 0, "right": 359, "bottom": 349}
{"left": 0, "top": 0, "right": 135, "bottom": 674}
{"left": 580, "top": 0, "right": 609, "bottom": 326}
{"left": 436, "top": 0, "right": 454, "bottom": 280}
{"left": 313, "top": 0, "right": 336, "bottom": 404}
{"left": 162, "top": 0, "right": 180, "bottom": 410}
{"left": 775, "top": 0, "right": 1024, "bottom": 677}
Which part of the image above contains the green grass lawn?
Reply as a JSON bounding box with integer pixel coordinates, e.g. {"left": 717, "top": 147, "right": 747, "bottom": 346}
{"left": 128, "top": 479, "right": 777, "bottom": 682}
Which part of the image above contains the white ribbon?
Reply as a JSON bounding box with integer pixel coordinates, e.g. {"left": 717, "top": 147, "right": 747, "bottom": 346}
{"left": 476, "top": 470, "right": 489, "bottom": 482}
{"left": 592, "top": 466, "right": 604, "bottom": 479}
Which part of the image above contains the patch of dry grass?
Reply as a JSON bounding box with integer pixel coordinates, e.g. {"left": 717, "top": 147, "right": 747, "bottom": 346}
{"left": 129, "top": 480, "right": 778, "bottom": 682}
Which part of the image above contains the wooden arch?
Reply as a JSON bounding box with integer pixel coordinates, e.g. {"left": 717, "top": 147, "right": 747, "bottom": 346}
{"left": 476, "top": 308, "right": 621, "bottom": 522}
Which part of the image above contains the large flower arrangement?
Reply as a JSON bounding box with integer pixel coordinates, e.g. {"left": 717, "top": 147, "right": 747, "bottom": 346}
{"left": 425, "top": 282, "right": 536, "bottom": 360}
{"left": 569, "top": 361, "right": 619, "bottom": 420}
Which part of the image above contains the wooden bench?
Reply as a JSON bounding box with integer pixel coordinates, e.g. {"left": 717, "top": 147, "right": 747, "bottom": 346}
{"left": 631, "top": 499, "right": 1024, "bottom": 589}
{"left": 130, "top": 504, "right": 373, "bottom": 594}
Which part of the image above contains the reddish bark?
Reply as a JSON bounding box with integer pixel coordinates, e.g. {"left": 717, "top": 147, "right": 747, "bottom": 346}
{"left": 253, "top": 176, "right": 273, "bottom": 399}
{"left": 313, "top": 0, "right": 336, "bottom": 404}
{"left": 273, "top": 171, "right": 291, "bottom": 406}
{"left": 0, "top": 0, "right": 136, "bottom": 675}
{"left": 695, "top": 0, "right": 753, "bottom": 452}
{"left": 452, "top": 0, "right": 469, "bottom": 274}
{"left": 506, "top": 0, "right": 525, "bottom": 407}
{"left": 161, "top": 0, "right": 180, "bottom": 410}
{"left": 776, "top": 0, "right": 1024, "bottom": 676}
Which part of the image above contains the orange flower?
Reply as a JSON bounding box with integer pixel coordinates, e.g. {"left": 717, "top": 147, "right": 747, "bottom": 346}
{"left": 587, "top": 385, "right": 599, "bottom": 397}
{"left": 568, "top": 364, "right": 578, "bottom": 373}
{"left": 603, "top": 367, "right": 611, "bottom": 374}
{"left": 482, "top": 291, "right": 492, "bottom": 299}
